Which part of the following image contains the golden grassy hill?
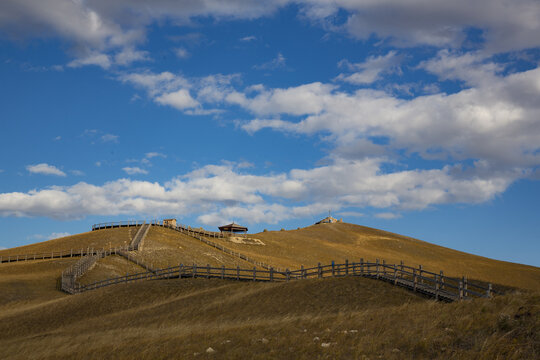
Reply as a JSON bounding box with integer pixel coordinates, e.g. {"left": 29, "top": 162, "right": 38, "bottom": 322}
{"left": 0, "top": 265, "right": 537, "bottom": 360}
{"left": 0, "top": 227, "right": 139, "bottom": 257}
{"left": 0, "top": 222, "right": 538, "bottom": 359}
{"left": 201, "top": 222, "right": 540, "bottom": 291}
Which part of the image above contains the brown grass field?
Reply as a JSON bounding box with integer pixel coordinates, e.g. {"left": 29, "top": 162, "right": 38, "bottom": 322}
{"left": 0, "top": 222, "right": 538, "bottom": 359}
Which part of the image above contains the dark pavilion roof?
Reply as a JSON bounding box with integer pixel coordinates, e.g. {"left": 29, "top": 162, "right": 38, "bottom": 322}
{"left": 218, "top": 222, "right": 248, "bottom": 232}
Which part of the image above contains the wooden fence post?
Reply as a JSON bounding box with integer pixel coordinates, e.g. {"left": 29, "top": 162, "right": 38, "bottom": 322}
{"left": 419, "top": 265, "right": 423, "bottom": 284}
{"left": 331, "top": 261, "right": 335, "bottom": 277}
{"left": 376, "top": 259, "right": 380, "bottom": 279}
{"left": 301, "top": 265, "right": 305, "bottom": 279}
{"left": 360, "top": 258, "right": 364, "bottom": 274}
{"left": 440, "top": 271, "right": 444, "bottom": 289}
{"left": 345, "top": 259, "right": 349, "bottom": 276}
{"left": 318, "top": 263, "right": 322, "bottom": 278}
{"left": 286, "top": 268, "right": 290, "bottom": 282}
{"left": 459, "top": 280, "right": 463, "bottom": 300}
{"left": 435, "top": 274, "right": 440, "bottom": 300}
{"left": 193, "top": 264, "right": 197, "bottom": 278}
{"left": 393, "top": 264, "right": 398, "bottom": 285}
{"left": 413, "top": 268, "right": 417, "bottom": 291}
{"left": 270, "top": 267, "right": 274, "bottom": 282}
{"left": 487, "top": 283, "right": 492, "bottom": 298}
{"left": 253, "top": 267, "right": 256, "bottom": 281}
{"left": 463, "top": 276, "right": 468, "bottom": 297}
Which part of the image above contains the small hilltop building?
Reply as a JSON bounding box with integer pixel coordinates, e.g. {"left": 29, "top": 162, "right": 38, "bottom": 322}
{"left": 315, "top": 215, "right": 343, "bottom": 225}
{"left": 218, "top": 222, "right": 248, "bottom": 236}
{"left": 163, "top": 218, "right": 177, "bottom": 227}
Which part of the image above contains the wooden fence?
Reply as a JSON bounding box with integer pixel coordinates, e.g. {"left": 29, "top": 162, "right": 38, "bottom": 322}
{"left": 91, "top": 220, "right": 149, "bottom": 231}
{"left": 0, "top": 247, "right": 113, "bottom": 264}
{"left": 155, "top": 223, "right": 279, "bottom": 271}
{"left": 63, "top": 259, "right": 493, "bottom": 302}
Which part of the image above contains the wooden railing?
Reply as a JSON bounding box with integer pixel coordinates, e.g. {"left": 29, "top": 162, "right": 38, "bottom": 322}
{"left": 91, "top": 220, "right": 152, "bottom": 231}
{"left": 0, "top": 247, "right": 111, "bottom": 263}
{"left": 64, "top": 259, "right": 493, "bottom": 301}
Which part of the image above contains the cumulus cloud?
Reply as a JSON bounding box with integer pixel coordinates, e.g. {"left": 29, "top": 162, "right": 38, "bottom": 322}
{"left": 240, "top": 35, "right": 256, "bottom": 42}
{"left": 101, "top": 134, "right": 119, "bottom": 143}
{"left": 305, "top": 0, "right": 540, "bottom": 53}
{"left": 122, "top": 167, "right": 148, "bottom": 175}
{"left": 26, "top": 163, "right": 66, "bottom": 177}
{"left": 1, "top": 0, "right": 539, "bottom": 71}
{"left": 0, "top": 160, "right": 515, "bottom": 223}
{"left": 336, "top": 51, "right": 402, "bottom": 85}
{"left": 253, "top": 52, "right": 286, "bottom": 70}
{"left": 174, "top": 47, "right": 190, "bottom": 59}
{"left": 155, "top": 89, "right": 199, "bottom": 110}
{"left": 28, "top": 232, "right": 71, "bottom": 240}
{"left": 375, "top": 212, "right": 401, "bottom": 220}
{"left": 237, "top": 66, "right": 540, "bottom": 170}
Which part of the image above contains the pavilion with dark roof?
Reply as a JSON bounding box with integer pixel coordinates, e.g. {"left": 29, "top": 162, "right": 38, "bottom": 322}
{"left": 218, "top": 222, "right": 248, "bottom": 235}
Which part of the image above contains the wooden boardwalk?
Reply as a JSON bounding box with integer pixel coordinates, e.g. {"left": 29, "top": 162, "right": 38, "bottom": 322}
{"left": 1, "top": 219, "right": 493, "bottom": 302}
{"left": 62, "top": 259, "right": 493, "bottom": 302}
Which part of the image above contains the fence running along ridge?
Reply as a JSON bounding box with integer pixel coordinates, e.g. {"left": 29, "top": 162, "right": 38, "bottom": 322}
{"left": 0, "top": 225, "right": 153, "bottom": 264}
{"left": 92, "top": 220, "right": 224, "bottom": 238}
{"left": 154, "top": 223, "right": 279, "bottom": 271}
{"left": 63, "top": 259, "right": 494, "bottom": 302}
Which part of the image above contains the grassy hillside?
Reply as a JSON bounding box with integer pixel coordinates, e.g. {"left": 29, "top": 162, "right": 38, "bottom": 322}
{"left": 124, "top": 226, "right": 264, "bottom": 269}
{"left": 0, "top": 227, "right": 139, "bottom": 257}
{"left": 0, "top": 265, "right": 537, "bottom": 359}
{"left": 203, "top": 222, "right": 540, "bottom": 291}
{"left": 0, "top": 222, "right": 538, "bottom": 359}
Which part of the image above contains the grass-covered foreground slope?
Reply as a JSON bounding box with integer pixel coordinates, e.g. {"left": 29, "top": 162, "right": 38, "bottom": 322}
{"left": 204, "top": 222, "right": 540, "bottom": 291}
{"left": 0, "top": 270, "right": 537, "bottom": 360}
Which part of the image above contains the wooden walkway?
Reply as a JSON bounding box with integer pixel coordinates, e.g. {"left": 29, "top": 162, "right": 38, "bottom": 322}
{"left": 63, "top": 259, "right": 493, "bottom": 302}
{"left": 0, "top": 219, "right": 494, "bottom": 302}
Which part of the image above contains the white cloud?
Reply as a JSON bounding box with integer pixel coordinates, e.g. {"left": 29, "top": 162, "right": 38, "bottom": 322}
{"left": 1, "top": 0, "right": 539, "bottom": 72}
{"left": 375, "top": 212, "right": 401, "bottom": 219}
{"left": 237, "top": 66, "right": 540, "bottom": 170}
{"left": 0, "top": 160, "right": 515, "bottom": 222}
{"left": 68, "top": 52, "right": 112, "bottom": 69}
{"left": 114, "top": 47, "right": 150, "bottom": 66}
{"left": 70, "top": 170, "right": 85, "bottom": 176}
{"left": 27, "top": 232, "right": 71, "bottom": 241}
{"left": 174, "top": 47, "right": 190, "bottom": 59}
{"left": 122, "top": 167, "right": 148, "bottom": 175}
{"left": 155, "top": 89, "right": 199, "bottom": 110}
{"left": 145, "top": 152, "right": 166, "bottom": 159}
{"left": 26, "top": 163, "right": 66, "bottom": 177}
{"left": 337, "top": 211, "right": 364, "bottom": 218}
{"left": 336, "top": 51, "right": 402, "bottom": 84}
{"left": 101, "top": 134, "right": 119, "bottom": 142}
{"left": 253, "top": 52, "right": 286, "bottom": 70}
{"left": 240, "top": 35, "right": 256, "bottom": 42}
{"left": 54, "top": 136, "right": 61, "bottom": 141}
{"left": 303, "top": 0, "right": 540, "bottom": 53}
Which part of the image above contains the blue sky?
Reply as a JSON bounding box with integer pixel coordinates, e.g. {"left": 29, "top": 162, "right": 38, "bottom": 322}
{"left": 0, "top": 1, "right": 539, "bottom": 266}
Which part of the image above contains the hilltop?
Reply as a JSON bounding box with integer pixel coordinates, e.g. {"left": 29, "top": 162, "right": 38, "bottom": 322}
{"left": 0, "top": 221, "right": 538, "bottom": 359}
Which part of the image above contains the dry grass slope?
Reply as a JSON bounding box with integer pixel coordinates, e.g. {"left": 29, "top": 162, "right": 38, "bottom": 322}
{"left": 204, "top": 222, "right": 540, "bottom": 291}
{"left": 0, "top": 227, "right": 139, "bottom": 257}
{"left": 0, "top": 222, "right": 538, "bottom": 359}
{"left": 0, "top": 272, "right": 537, "bottom": 359}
